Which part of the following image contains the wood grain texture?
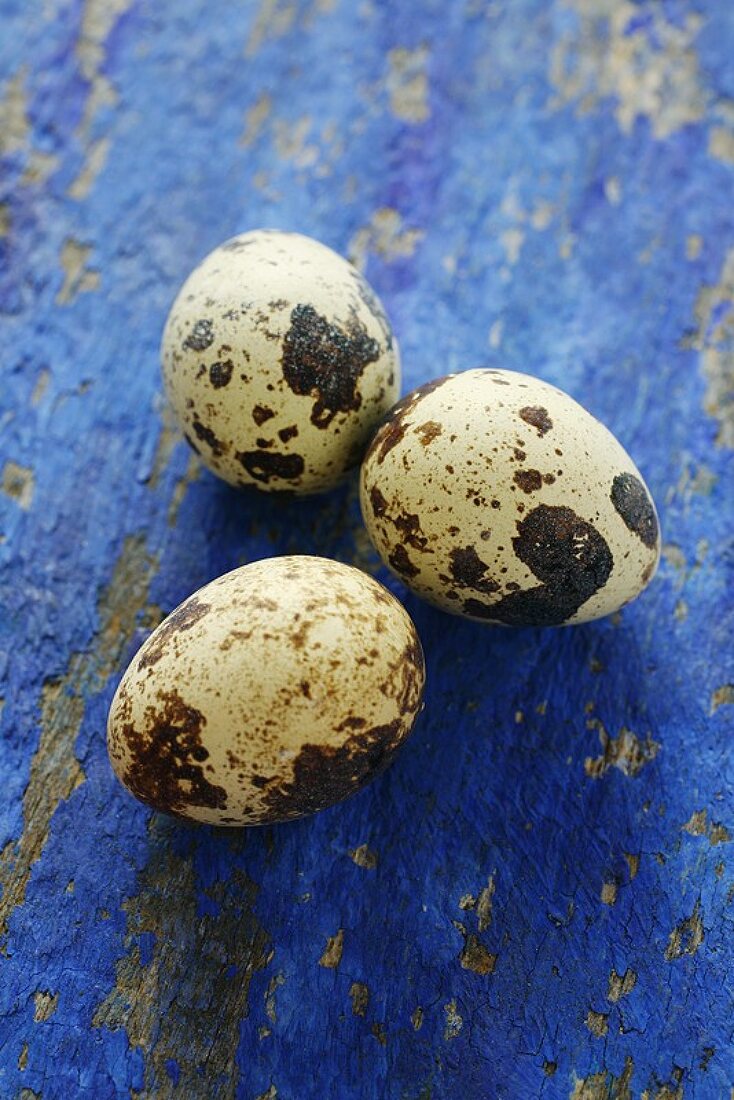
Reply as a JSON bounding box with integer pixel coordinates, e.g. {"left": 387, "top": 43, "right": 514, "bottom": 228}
{"left": 0, "top": 0, "right": 732, "bottom": 1097}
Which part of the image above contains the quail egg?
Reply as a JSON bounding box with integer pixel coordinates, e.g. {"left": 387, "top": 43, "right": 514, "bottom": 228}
{"left": 107, "top": 556, "right": 425, "bottom": 824}
{"left": 161, "top": 230, "right": 400, "bottom": 493}
{"left": 360, "top": 369, "right": 661, "bottom": 625}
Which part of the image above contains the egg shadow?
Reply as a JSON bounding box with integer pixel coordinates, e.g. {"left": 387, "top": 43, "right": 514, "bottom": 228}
{"left": 149, "top": 443, "right": 667, "bottom": 970}
{"left": 188, "top": 461, "right": 370, "bottom": 566}
{"left": 161, "top": 445, "right": 663, "bottom": 861}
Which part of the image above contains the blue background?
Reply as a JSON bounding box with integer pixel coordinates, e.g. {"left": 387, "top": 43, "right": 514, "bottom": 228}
{"left": 0, "top": 1, "right": 733, "bottom": 1096}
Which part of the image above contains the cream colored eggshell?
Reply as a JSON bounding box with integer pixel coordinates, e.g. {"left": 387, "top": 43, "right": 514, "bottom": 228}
{"left": 161, "top": 230, "right": 400, "bottom": 493}
{"left": 360, "top": 369, "right": 661, "bottom": 625}
{"left": 107, "top": 556, "right": 425, "bottom": 825}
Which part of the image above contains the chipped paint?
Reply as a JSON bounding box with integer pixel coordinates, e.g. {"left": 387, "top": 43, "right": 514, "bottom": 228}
{"left": 56, "top": 239, "right": 100, "bottom": 305}
{"left": 691, "top": 248, "right": 734, "bottom": 447}
{"left": 607, "top": 968, "right": 636, "bottom": 1002}
{"left": 265, "top": 971, "right": 286, "bottom": 1023}
{"left": 1, "top": 462, "right": 35, "bottom": 510}
{"left": 709, "top": 824, "right": 732, "bottom": 846}
{"left": 33, "top": 991, "right": 58, "bottom": 1022}
{"left": 585, "top": 1009, "right": 608, "bottom": 1037}
{"left": 443, "top": 999, "right": 462, "bottom": 1040}
{"left": 571, "top": 1056, "right": 634, "bottom": 1100}
{"left": 3, "top": 2, "right": 733, "bottom": 1093}
{"left": 682, "top": 809, "right": 707, "bottom": 836}
{"left": 64, "top": 0, "right": 131, "bottom": 208}
{"left": 68, "top": 136, "right": 110, "bottom": 199}
{"left": 245, "top": 0, "right": 297, "bottom": 58}
{"left": 0, "top": 68, "right": 30, "bottom": 156}
{"left": 21, "top": 150, "right": 59, "bottom": 186}
{"left": 584, "top": 719, "right": 660, "bottom": 779}
{"left": 30, "top": 369, "right": 50, "bottom": 407}
{"left": 711, "top": 684, "right": 734, "bottom": 713}
{"left": 550, "top": 3, "right": 705, "bottom": 139}
{"left": 665, "top": 899, "right": 704, "bottom": 960}
{"left": 386, "top": 47, "right": 430, "bottom": 123}
{"left": 370, "top": 1021, "right": 387, "bottom": 1045}
{"left": 476, "top": 875, "right": 495, "bottom": 932}
{"left": 77, "top": 0, "right": 133, "bottom": 85}
{"left": 500, "top": 227, "right": 524, "bottom": 266}
{"left": 273, "top": 116, "right": 318, "bottom": 169}
{"left": 348, "top": 207, "right": 424, "bottom": 272}
{"left": 93, "top": 824, "right": 271, "bottom": 1096}
{"left": 601, "top": 881, "right": 617, "bottom": 906}
{"left": 240, "top": 93, "right": 272, "bottom": 147}
{"left": 686, "top": 234, "right": 703, "bottom": 261}
{"left": 74, "top": 0, "right": 132, "bottom": 152}
{"left": 709, "top": 126, "right": 734, "bottom": 165}
{"left": 458, "top": 934, "right": 496, "bottom": 975}
{"left": 318, "top": 928, "right": 343, "bottom": 969}
{"left": 683, "top": 810, "right": 731, "bottom": 846}
{"left": 0, "top": 536, "right": 157, "bottom": 939}
{"left": 349, "top": 844, "right": 378, "bottom": 869}
{"left": 349, "top": 981, "right": 369, "bottom": 1016}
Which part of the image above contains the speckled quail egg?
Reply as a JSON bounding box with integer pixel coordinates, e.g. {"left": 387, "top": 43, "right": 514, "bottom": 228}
{"left": 161, "top": 229, "right": 400, "bottom": 493}
{"left": 360, "top": 369, "right": 661, "bottom": 625}
{"left": 107, "top": 556, "right": 425, "bottom": 825}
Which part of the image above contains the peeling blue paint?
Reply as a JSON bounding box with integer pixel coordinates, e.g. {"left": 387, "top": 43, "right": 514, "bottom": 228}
{"left": 0, "top": 0, "right": 733, "bottom": 1097}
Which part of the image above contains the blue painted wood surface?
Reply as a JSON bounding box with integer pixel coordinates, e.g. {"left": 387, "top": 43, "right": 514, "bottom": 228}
{"left": 1, "top": 1, "right": 733, "bottom": 1097}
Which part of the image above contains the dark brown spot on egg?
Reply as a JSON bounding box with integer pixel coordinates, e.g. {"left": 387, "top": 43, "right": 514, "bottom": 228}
{"left": 449, "top": 547, "right": 501, "bottom": 595}
{"left": 191, "top": 417, "right": 226, "bottom": 457}
{"left": 372, "top": 415, "right": 408, "bottom": 464}
{"left": 369, "top": 485, "right": 389, "bottom": 517}
{"left": 388, "top": 544, "right": 420, "bottom": 578}
{"left": 236, "top": 450, "right": 305, "bottom": 483}
{"left": 138, "top": 596, "right": 211, "bottom": 672}
{"left": 118, "top": 690, "right": 228, "bottom": 816}
{"left": 366, "top": 377, "right": 449, "bottom": 465}
{"left": 209, "top": 359, "right": 233, "bottom": 388}
{"left": 278, "top": 424, "right": 299, "bottom": 443}
{"left": 514, "top": 469, "right": 543, "bottom": 493}
{"left": 252, "top": 404, "right": 275, "bottom": 426}
{"left": 397, "top": 634, "right": 425, "bottom": 715}
{"left": 393, "top": 512, "right": 430, "bottom": 552}
{"left": 415, "top": 420, "right": 443, "bottom": 446}
{"left": 336, "top": 716, "right": 368, "bottom": 731}
{"left": 519, "top": 406, "right": 553, "bottom": 436}
{"left": 463, "top": 504, "right": 613, "bottom": 625}
{"left": 257, "top": 719, "right": 409, "bottom": 822}
{"left": 610, "top": 473, "right": 659, "bottom": 548}
{"left": 183, "top": 319, "right": 214, "bottom": 352}
{"left": 281, "top": 304, "right": 380, "bottom": 427}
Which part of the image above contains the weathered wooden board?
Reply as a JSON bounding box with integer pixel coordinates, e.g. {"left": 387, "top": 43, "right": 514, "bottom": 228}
{"left": 1, "top": 1, "right": 733, "bottom": 1097}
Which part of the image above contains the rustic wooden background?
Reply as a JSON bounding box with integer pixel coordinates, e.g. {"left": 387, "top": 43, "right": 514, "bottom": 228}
{"left": 1, "top": 1, "right": 733, "bottom": 1097}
